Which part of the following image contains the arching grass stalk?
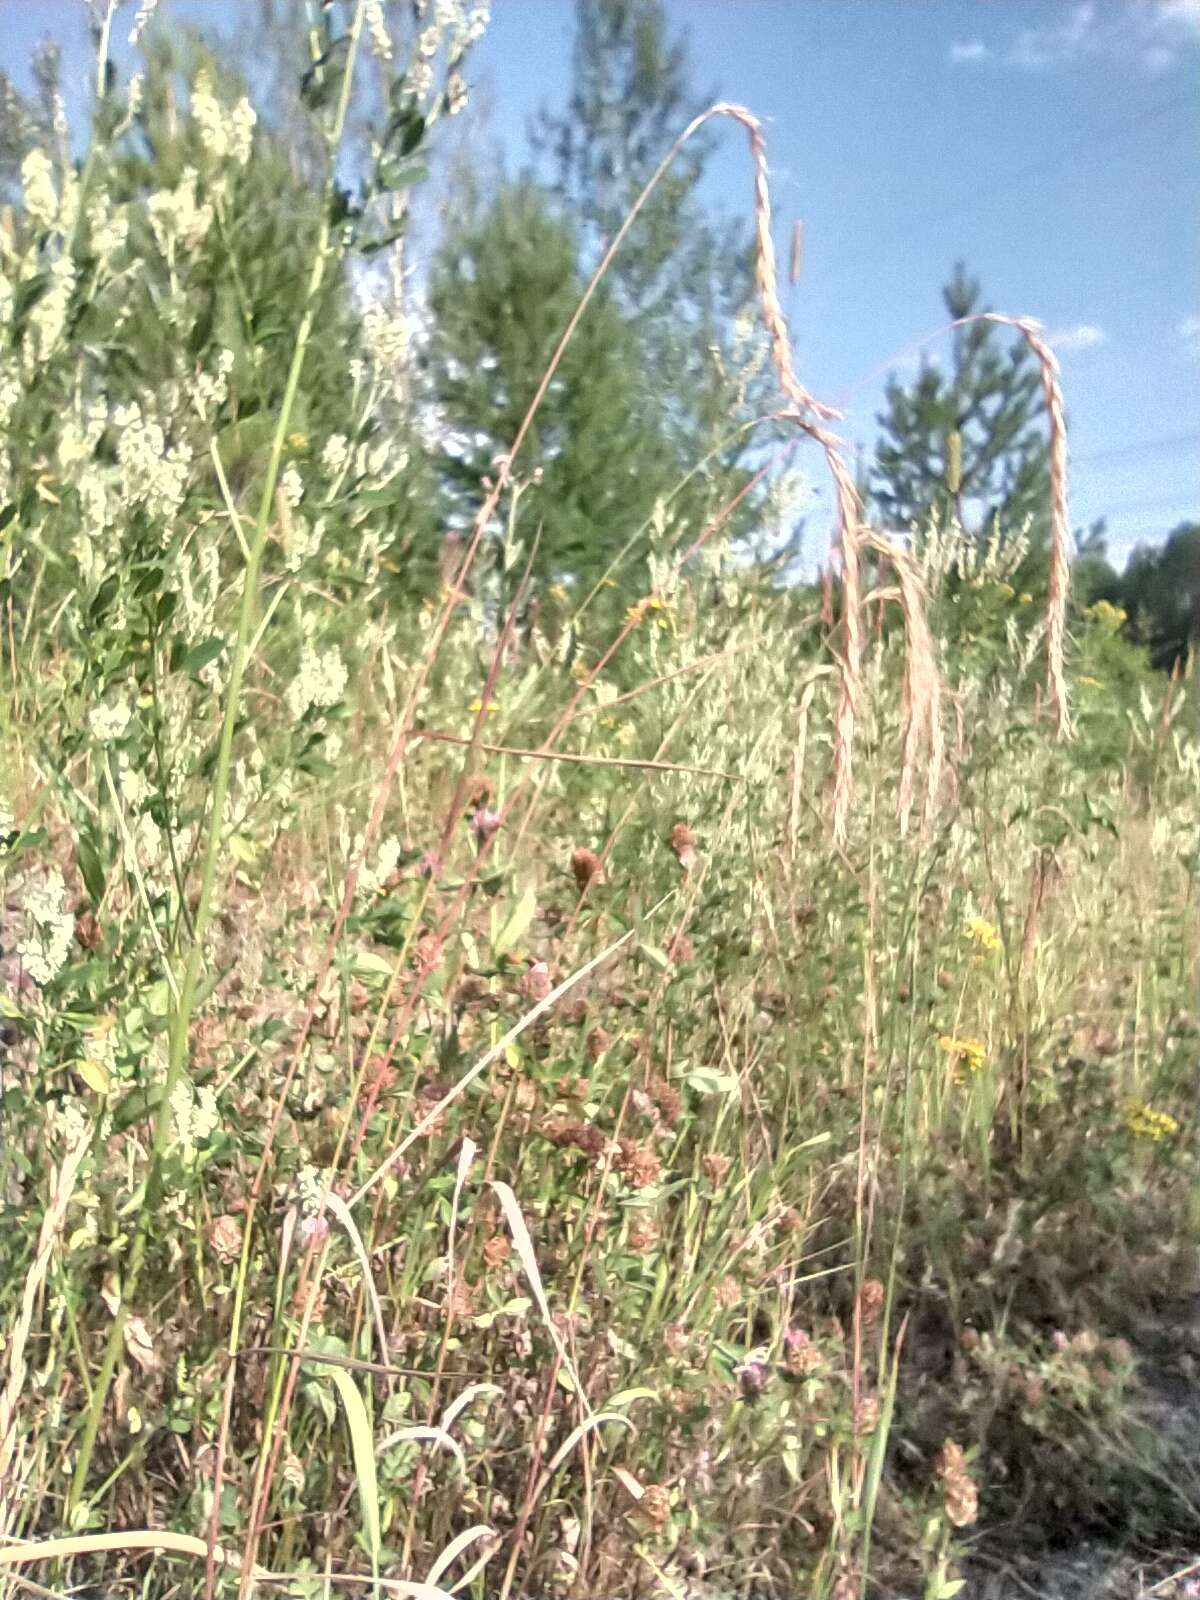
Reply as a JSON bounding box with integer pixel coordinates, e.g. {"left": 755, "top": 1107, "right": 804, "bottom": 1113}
{"left": 66, "top": 0, "right": 370, "bottom": 1521}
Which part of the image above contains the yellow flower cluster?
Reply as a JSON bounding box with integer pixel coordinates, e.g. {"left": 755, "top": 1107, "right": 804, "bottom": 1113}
{"left": 938, "top": 1035, "right": 987, "bottom": 1075}
{"left": 1085, "top": 598, "right": 1127, "bottom": 630}
{"left": 1123, "top": 1099, "right": 1179, "bottom": 1142}
{"left": 625, "top": 595, "right": 671, "bottom": 629}
{"left": 964, "top": 915, "right": 1002, "bottom": 957}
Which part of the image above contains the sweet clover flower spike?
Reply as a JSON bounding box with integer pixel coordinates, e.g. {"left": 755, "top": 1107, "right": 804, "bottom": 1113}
{"left": 89, "top": 699, "right": 132, "bottom": 743}
{"left": 286, "top": 645, "right": 348, "bottom": 719}
{"left": 18, "top": 869, "right": 75, "bottom": 986}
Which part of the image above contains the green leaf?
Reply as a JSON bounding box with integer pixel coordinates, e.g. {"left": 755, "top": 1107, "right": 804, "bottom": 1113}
{"left": 78, "top": 835, "right": 106, "bottom": 908}
{"left": 324, "top": 1366, "right": 381, "bottom": 1576}
{"left": 180, "top": 636, "right": 226, "bottom": 674}
{"left": 300, "top": 36, "right": 351, "bottom": 111}
{"left": 638, "top": 941, "right": 670, "bottom": 971}
{"left": 684, "top": 1067, "right": 738, "bottom": 1097}
{"left": 110, "top": 1085, "right": 164, "bottom": 1133}
{"left": 492, "top": 883, "right": 536, "bottom": 960}
{"left": 606, "top": 1387, "right": 658, "bottom": 1409}
{"left": 77, "top": 1057, "right": 112, "bottom": 1095}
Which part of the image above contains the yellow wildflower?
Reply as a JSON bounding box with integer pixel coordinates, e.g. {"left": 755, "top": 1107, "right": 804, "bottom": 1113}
{"left": 964, "top": 915, "right": 1002, "bottom": 957}
{"left": 549, "top": 583, "right": 570, "bottom": 606}
{"left": 1018, "top": 591, "right": 1033, "bottom": 604}
{"left": 1077, "top": 675, "right": 1104, "bottom": 689}
{"left": 625, "top": 595, "right": 670, "bottom": 627}
{"left": 1085, "top": 598, "right": 1127, "bottom": 630}
{"left": 468, "top": 698, "right": 500, "bottom": 714}
{"left": 938, "top": 1035, "right": 987, "bottom": 1076}
{"left": 1123, "top": 1099, "right": 1179, "bottom": 1142}
{"left": 287, "top": 431, "right": 308, "bottom": 451}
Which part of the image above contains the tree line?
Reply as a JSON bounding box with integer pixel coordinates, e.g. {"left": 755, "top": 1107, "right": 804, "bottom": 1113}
{"left": 1, "top": 0, "right": 1194, "bottom": 670}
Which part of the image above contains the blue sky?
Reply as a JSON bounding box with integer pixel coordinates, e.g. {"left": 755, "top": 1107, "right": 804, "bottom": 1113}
{"left": 3, "top": 0, "right": 1197, "bottom": 567}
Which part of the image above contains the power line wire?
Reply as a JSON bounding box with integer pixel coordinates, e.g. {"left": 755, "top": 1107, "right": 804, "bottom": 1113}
{"left": 1073, "top": 428, "right": 1200, "bottom": 465}
{"left": 822, "top": 91, "right": 1194, "bottom": 271}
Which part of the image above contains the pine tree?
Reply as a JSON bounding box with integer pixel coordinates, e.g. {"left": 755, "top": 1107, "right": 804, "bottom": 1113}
{"left": 872, "top": 262, "right": 1051, "bottom": 543}
{"left": 1121, "top": 521, "right": 1200, "bottom": 672}
{"left": 532, "top": 0, "right": 765, "bottom": 540}
{"left": 426, "top": 175, "right": 671, "bottom": 597}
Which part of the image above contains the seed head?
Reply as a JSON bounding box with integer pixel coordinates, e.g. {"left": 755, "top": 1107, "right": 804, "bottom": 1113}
{"left": 668, "top": 822, "right": 697, "bottom": 870}
{"left": 571, "top": 846, "right": 605, "bottom": 890}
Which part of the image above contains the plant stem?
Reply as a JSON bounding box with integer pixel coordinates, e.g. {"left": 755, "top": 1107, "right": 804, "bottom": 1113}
{"left": 65, "top": 3, "right": 367, "bottom": 1509}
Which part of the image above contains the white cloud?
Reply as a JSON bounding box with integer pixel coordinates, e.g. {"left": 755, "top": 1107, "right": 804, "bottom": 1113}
{"left": 1150, "top": 0, "right": 1200, "bottom": 36}
{"left": 1180, "top": 315, "right": 1200, "bottom": 358}
{"left": 1009, "top": 1, "right": 1098, "bottom": 68}
{"left": 1143, "top": 44, "right": 1177, "bottom": 70}
{"left": 978, "top": 0, "right": 1198, "bottom": 75}
{"left": 1046, "top": 324, "right": 1108, "bottom": 354}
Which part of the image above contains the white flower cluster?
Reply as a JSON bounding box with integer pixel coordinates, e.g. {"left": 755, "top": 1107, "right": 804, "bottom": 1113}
{"left": 295, "top": 1162, "right": 333, "bottom": 1215}
{"left": 17, "top": 867, "right": 74, "bottom": 986}
{"left": 322, "top": 433, "right": 350, "bottom": 477}
{"left": 357, "top": 834, "right": 403, "bottom": 899}
{"left": 191, "top": 348, "right": 234, "bottom": 421}
{"left": 280, "top": 464, "right": 304, "bottom": 508}
{"left": 23, "top": 258, "right": 76, "bottom": 367}
{"left": 129, "top": 0, "right": 161, "bottom": 45}
{"left": 52, "top": 1095, "right": 92, "bottom": 1150}
{"left": 115, "top": 749, "right": 152, "bottom": 809}
{"left": 363, "top": 302, "right": 410, "bottom": 372}
{"left": 87, "top": 190, "right": 129, "bottom": 268}
{"left": 285, "top": 643, "right": 348, "bottom": 720}
{"left": 0, "top": 368, "right": 23, "bottom": 432}
{"left": 284, "top": 514, "right": 324, "bottom": 573}
{"left": 447, "top": 71, "right": 468, "bottom": 116}
{"left": 364, "top": 0, "right": 392, "bottom": 60}
{"left": 57, "top": 398, "right": 108, "bottom": 473}
{"left": 89, "top": 698, "right": 132, "bottom": 744}
{"left": 21, "top": 149, "right": 60, "bottom": 231}
{"left": 170, "top": 1077, "right": 219, "bottom": 1149}
{"left": 190, "top": 72, "right": 256, "bottom": 167}
{"left": 113, "top": 403, "right": 192, "bottom": 528}
{"left": 148, "top": 170, "right": 213, "bottom": 256}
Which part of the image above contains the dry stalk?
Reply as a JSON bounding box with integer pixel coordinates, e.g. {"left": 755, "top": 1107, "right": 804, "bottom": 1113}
{"left": 861, "top": 534, "right": 943, "bottom": 837}
{"left": 706, "top": 101, "right": 866, "bottom": 845}
{"left": 0, "top": 1131, "right": 90, "bottom": 1533}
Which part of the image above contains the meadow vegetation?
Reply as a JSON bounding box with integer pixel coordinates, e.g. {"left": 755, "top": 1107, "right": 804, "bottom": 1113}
{"left": 0, "top": 4, "right": 1198, "bottom": 1599}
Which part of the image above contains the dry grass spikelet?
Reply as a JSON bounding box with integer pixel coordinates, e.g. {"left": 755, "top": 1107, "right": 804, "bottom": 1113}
{"left": 964, "top": 313, "right": 1072, "bottom": 739}
{"left": 699, "top": 104, "right": 864, "bottom": 847}
{"left": 862, "top": 533, "right": 944, "bottom": 836}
